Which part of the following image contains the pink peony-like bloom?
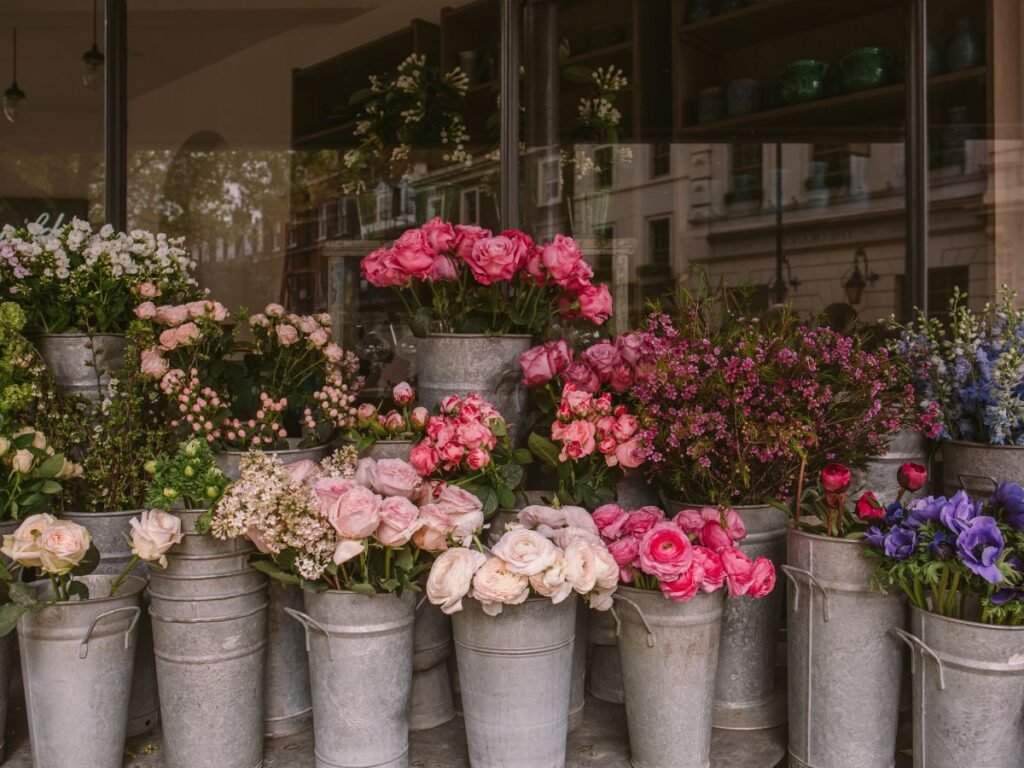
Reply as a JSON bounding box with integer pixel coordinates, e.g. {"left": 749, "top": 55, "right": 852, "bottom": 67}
{"left": 309, "top": 327, "right": 330, "bottom": 348}
{"left": 439, "top": 395, "right": 461, "bottom": 415}
{"left": 578, "top": 284, "right": 613, "bottom": 324}
{"left": 471, "top": 557, "right": 531, "bottom": 616}
{"left": 698, "top": 521, "right": 733, "bottom": 552}
{"left": 519, "top": 339, "right": 573, "bottom": 387}
{"left": 747, "top": 557, "right": 776, "bottom": 598}
{"left": 390, "top": 228, "right": 435, "bottom": 278}
{"left": 623, "top": 506, "right": 666, "bottom": 536}
{"left": 427, "top": 547, "right": 488, "bottom": 614}
{"left": 420, "top": 217, "right": 457, "bottom": 254}
{"left": 492, "top": 528, "right": 559, "bottom": 576}
{"left": 357, "top": 403, "right": 377, "bottom": 422}
{"left": 720, "top": 547, "right": 756, "bottom": 597}
{"left": 392, "top": 381, "right": 414, "bottom": 405}
{"left": 265, "top": 303, "right": 285, "bottom": 317}
{"left": 409, "top": 440, "right": 440, "bottom": 476}
{"left": 691, "top": 546, "right": 726, "bottom": 593}
{"left": 276, "top": 324, "right": 299, "bottom": 346}
{"left": 539, "top": 234, "right": 584, "bottom": 283}
{"left": 410, "top": 407, "right": 429, "bottom": 428}
{"left": 381, "top": 411, "right": 405, "bottom": 433}
{"left": 638, "top": 522, "right": 693, "bottom": 581}
{"left": 674, "top": 508, "right": 706, "bottom": 533}
{"left": 135, "top": 301, "right": 157, "bottom": 320}
{"left": 466, "top": 235, "right": 520, "bottom": 285}
{"left": 140, "top": 348, "right": 168, "bottom": 378}
{"left": 606, "top": 535, "right": 640, "bottom": 567}
{"left": 615, "top": 439, "right": 644, "bottom": 469}
{"left": 434, "top": 485, "right": 484, "bottom": 545}
{"left": 562, "top": 360, "right": 601, "bottom": 393}
{"left": 580, "top": 341, "right": 621, "bottom": 383}
{"left": 561, "top": 259, "right": 595, "bottom": 293}
{"left": 563, "top": 538, "right": 599, "bottom": 594}
{"left": 376, "top": 496, "right": 423, "bottom": 547}
{"left": 660, "top": 566, "right": 701, "bottom": 602}
{"left": 500, "top": 229, "right": 534, "bottom": 271}
{"left": 593, "top": 503, "right": 628, "bottom": 538}
{"left": 328, "top": 485, "right": 382, "bottom": 539}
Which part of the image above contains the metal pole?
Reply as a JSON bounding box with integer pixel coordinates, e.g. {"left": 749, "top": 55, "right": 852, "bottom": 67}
{"left": 774, "top": 142, "right": 785, "bottom": 304}
{"left": 499, "top": 0, "right": 521, "bottom": 229}
{"left": 104, "top": 0, "right": 127, "bottom": 230}
{"left": 904, "top": 0, "right": 928, "bottom": 319}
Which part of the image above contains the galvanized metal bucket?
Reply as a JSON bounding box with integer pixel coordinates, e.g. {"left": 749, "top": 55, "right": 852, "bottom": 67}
{"left": 34, "top": 332, "right": 127, "bottom": 400}
{"left": 0, "top": 519, "right": 20, "bottom": 762}
{"left": 416, "top": 334, "right": 532, "bottom": 440}
{"left": 616, "top": 471, "right": 659, "bottom": 510}
{"left": 784, "top": 528, "right": 906, "bottom": 768}
{"left": 616, "top": 586, "right": 724, "bottom": 768}
{"left": 568, "top": 602, "right": 588, "bottom": 732}
{"left": 288, "top": 589, "right": 416, "bottom": 768}
{"left": 363, "top": 440, "right": 414, "bottom": 462}
{"left": 149, "top": 510, "right": 268, "bottom": 768}
{"left": 411, "top": 600, "right": 455, "bottom": 731}
{"left": 587, "top": 606, "right": 624, "bottom": 703}
{"left": 216, "top": 441, "right": 333, "bottom": 481}
{"left": 940, "top": 439, "right": 1024, "bottom": 500}
{"left": 854, "top": 428, "right": 929, "bottom": 505}
{"left": 19, "top": 573, "right": 145, "bottom": 768}
{"left": 893, "top": 605, "right": 1024, "bottom": 768}
{"left": 265, "top": 580, "right": 312, "bottom": 737}
{"left": 453, "top": 595, "right": 577, "bottom": 768}
{"left": 62, "top": 509, "right": 160, "bottom": 735}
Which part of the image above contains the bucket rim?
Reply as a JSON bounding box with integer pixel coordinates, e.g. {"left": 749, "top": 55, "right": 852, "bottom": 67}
{"left": 911, "top": 602, "right": 1024, "bottom": 634}
{"left": 60, "top": 508, "right": 146, "bottom": 519}
{"left": 665, "top": 497, "right": 783, "bottom": 513}
{"left": 942, "top": 438, "right": 1024, "bottom": 452}
{"left": 31, "top": 332, "right": 127, "bottom": 341}
{"left": 421, "top": 332, "right": 533, "bottom": 341}
{"left": 29, "top": 573, "right": 146, "bottom": 605}
{"left": 218, "top": 442, "right": 333, "bottom": 458}
{"left": 786, "top": 525, "right": 868, "bottom": 547}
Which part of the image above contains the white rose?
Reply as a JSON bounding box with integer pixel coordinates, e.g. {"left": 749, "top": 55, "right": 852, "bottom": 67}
{"left": 471, "top": 557, "right": 530, "bottom": 616}
{"left": 563, "top": 539, "right": 598, "bottom": 595}
{"left": 1, "top": 513, "right": 56, "bottom": 568}
{"left": 11, "top": 449, "right": 33, "bottom": 474}
{"left": 490, "top": 528, "right": 558, "bottom": 576}
{"left": 529, "top": 551, "right": 573, "bottom": 604}
{"left": 37, "top": 520, "right": 91, "bottom": 576}
{"left": 427, "top": 547, "right": 488, "bottom": 615}
{"left": 130, "top": 510, "right": 184, "bottom": 568}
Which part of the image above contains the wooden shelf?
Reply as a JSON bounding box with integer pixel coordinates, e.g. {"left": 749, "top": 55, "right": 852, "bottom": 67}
{"left": 564, "top": 40, "right": 632, "bottom": 67}
{"left": 679, "top": 0, "right": 904, "bottom": 53}
{"left": 676, "top": 67, "right": 986, "bottom": 141}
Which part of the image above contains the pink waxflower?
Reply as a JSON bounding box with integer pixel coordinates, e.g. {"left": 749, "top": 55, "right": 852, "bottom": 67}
{"left": 720, "top": 547, "right": 756, "bottom": 597}
{"left": 390, "top": 228, "right": 435, "bottom": 278}
{"left": 276, "top": 324, "right": 299, "bottom": 346}
{"left": 578, "top": 284, "right": 613, "bottom": 324}
{"left": 466, "top": 235, "right": 520, "bottom": 285}
{"left": 580, "top": 341, "right": 621, "bottom": 383}
{"left": 639, "top": 522, "right": 693, "bottom": 581}
{"left": 519, "top": 339, "right": 573, "bottom": 387}
{"left": 265, "top": 303, "right": 285, "bottom": 317}
{"left": 392, "top": 381, "right": 414, "bottom": 405}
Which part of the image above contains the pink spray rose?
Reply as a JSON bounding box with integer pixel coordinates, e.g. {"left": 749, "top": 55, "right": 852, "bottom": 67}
{"left": 562, "top": 360, "right": 601, "bottom": 393}
{"left": 138, "top": 282, "right": 160, "bottom": 298}
{"left": 140, "top": 348, "right": 168, "bottom": 378}
{"left": 154, "top": 304, "right": 190, "bottom": 326}
{"left": 135, "top": 301, "right": 157, "bottom": 320}
{"left": 409, "top": 441, "right": 440, "bottom": 476}
{"left": 614, "top": 439, "right": 644, "bottom": 469}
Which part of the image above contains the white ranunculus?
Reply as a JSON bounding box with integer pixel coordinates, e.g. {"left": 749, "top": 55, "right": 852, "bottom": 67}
{"left": 470, "top": 557, "right": 530, "bottom": 616}
{"left": 426, "top": 547, "right": 488, "bottom": 615}
{"left": 490, "top": 528, "right": 558, "bottom": 576}
{"left": 529, "top": 551, "right": 573, "bottom": 604}
{"left": 563, "top": 538, "right": 598, "bottom": 595}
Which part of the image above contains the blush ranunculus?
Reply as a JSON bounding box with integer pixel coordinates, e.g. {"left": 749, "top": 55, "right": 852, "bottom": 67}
{"left": 328, "top": 485, "right": 382, "bottom": 539}
{"left": 580, "top": 341, "right": 621, "bottom": 383}
{"left": 673, "top": 508, "right": 705, "bottom": 533}
{"left": 471, "top": 557, "right": 531, "bottom": 616}
{"left": 491, "top": 528, "right": 559, "bottom": 576}
{"left": 638, "top": 522, "right": 693, "bottom": 581}
{"left": 721, "top": 547, "right": 756, "bottom": 597}
{"left": 578, "top": 284, "right": 612, "bottom": 324}
{"left": 563, "top": 538, "right": 599, "bottom": 594}
{"left": 747, "top": 556, "right": 777, "bottom": 598}
{"left": 821, "top": 463, "right": 852, "bottom": 493}
{"left": 427, "top": 547, "right": 488, "bottom": 614}
{"left": 466, "top": 235, "right": 520, "bottom": 285}
{"left": 529, "top": 552, "right": 573, "bottom": 604}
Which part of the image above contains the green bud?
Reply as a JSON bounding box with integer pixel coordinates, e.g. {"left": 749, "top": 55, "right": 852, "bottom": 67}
{"left": 144, "top": 460, "right": 158, "bottom": 475}
{"left": 183, "top": 439, "right": 201, "bottom": 458}
{"left": 205, "top": 486, "right": 219, "bottom": 499}
{"left": 162, "top": 487, "right": 180, "bottom": 499}
{"left": 183, "top": 465, "right": 195, "bottom": 478}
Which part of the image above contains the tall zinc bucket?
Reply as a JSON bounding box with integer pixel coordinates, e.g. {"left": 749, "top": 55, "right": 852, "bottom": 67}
{"left": 616, "top": 587, "right": 724, "bottom": 768}
{"left": 410, "top": 601, "right": 456, "bottom": 731}
{"left": 588, "top": 607, "right": 624, "bottom": 703}
{"left": 288, "top": 589, "right": 416, "bottom": 768}
{"left": 893, "top": 605, "right": 1024, "bottom": 768}
{"left": 784, "top": 528, "right": 906, "bottom": 768}
{"left": 416, "top": 334, "right": 532, "bottom": 440}
{"left": 568, "top": 603, "right": 588, "bottom": 732}
{"left": 0, "top": 518, "right": 21, "bottom": 762}
{"left": 854, "top": 428, "right": 929, "bottom": 505}
{"left": 217, "top": 443, "right": 326, "bottom": 737}
{"left": 62, "top": 509, "right": 160, "bottom": 735}
{"left": 363, "top": 440, "right": 414, "bottom": 462}
{"left": 453, "top": 595, "right": 577, "bottom": 768}
{"left": 148, "top": 510, "right": 268, "bottom": 768}
{"left": 19, "top": 574, "right": 144, "bottom": 768}
{"left": 940, "top": 440, "right": 1024, "bottom": 500}
{"left": 35, "top": 332, "right": 127, "bottom": 400}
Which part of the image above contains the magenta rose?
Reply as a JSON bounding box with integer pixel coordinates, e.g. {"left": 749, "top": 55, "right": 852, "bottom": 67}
{"left": 376, "top": 496, "right": 422, "bottom": 547}
{"left": 593, "top": 503, "right": 628, "bottom": 539}
{"left": 371, "top": 459, "right": 422, "bottom": 499}
{"left": 561, "top": 259, "right": 594, "bottom": 293}
{"left": 720, "top": 547, "right": 755, "bottom": 597}
{"left": 328, "top": 485, "right": 382, "bottom": 539}
{"left": 466, "top": 235, "right": 519, "bottom": 285}
{"left": 563, "top": 360, "right": 600, "bottom": 393}
{"left": 420, "top": 217, "right": 457, "bottom": 253}
{"left": 519, "top": 339, "right": 573, "bottom": 387}
{"left": 539, "top": 234, "right": 584, "bottom": 283}
{"left": 390, "top": 228, "right": 435, "bottom": 278}
{"left": 638, "top": 522, "right": 693, "bottom": 581}
{"left": 452, "top": 224, "right": 492, "bottom": 260}
{"left": 578, "top": 284, "right": 613, "bottom": 324}
{"left": 580, "top": 341, "right": 621, "bottom": 383}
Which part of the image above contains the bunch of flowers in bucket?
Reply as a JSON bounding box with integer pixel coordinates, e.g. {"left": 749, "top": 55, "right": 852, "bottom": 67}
{"left": 346, "top": 381, "right": 428, "bottom": 450}
{"left": 0, "top": 219, "right": 199, "bottom": 334}
{"left": 519, "top": 335, "right": 639, "bottom": 396}
{"left": 360, "top": 219, "right": 612, "bottom": 336}
{"left": 893, "top": 288, "right": 1024, "bottom": 444}
{"left": 144, "top": 438, "right": 230, "bottom": 522}
{"left": 208, "top": 446, "right": 469, "bottom": 592}
{"left": 409, "top": 393, "right": 529, "bottom": 516}
{"left": 133, "top": 300, "right": 363, "bottom": 450}
{"left": 426, "top": 504, "right": 619, "bottom": 615}
{"left": 865, "top": 472, "right": 1024, "bottom": 625}
{"left": 593, "top": 503, "right": 775, "bottom": 602}
{"left": 630, "top": 285, "right": 917, "bottom": 505}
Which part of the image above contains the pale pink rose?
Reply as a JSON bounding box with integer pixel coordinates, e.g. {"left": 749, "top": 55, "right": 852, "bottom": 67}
{"left": 615, "top": 438, "right": 644, "bottom": 469}
{"left": 249, "top": 313, "right": 270, "bottom": 328}
{"left": 539, "top": 234, "right": 584, "bottom": 282}
{"left": 420, "top": 217, "right": 457, "bottom": 253}
{"left": 353, "top": 458, "right": 376, "bottom": 488}
{"left": 333, "top": 538, "right": 365, "bottom": 565}
{"left": 593, "top": 503, "right": 628, "bottom": 538}
{"left": 129, "top": 510, "right": 183, "bottom": 569}
{"left": 140, "top": 348, "right": 168, "bottom": 378}
{"left": 691, "top": 546, "right": 726, "bottom": 593}
{"left": 615, "top": 333, "right": 642, "bottom": 366}
{"left": 578, "top": 283, "right": 613, "bottom": 324}
{"left": 209, "top": 301, "right": 229, "bottom": 322}
{"left": 722, "top": 508, "right": 747, "bottom": 543}
{"left": 638, "top": 522, "right": 693, "bottom": 581}
{"left": 134, "top": 301, "right": 157, "bottom": 319}
{"left": 413, "top": 504, "right": 454, "bottom": 551}
{"left": 276, "top": 324, "right": 299, "bottom": 346}
{"left": 186, "top": 300, "right": 212, "bottom": 319}
{"left": 466, "top": 235, "right": 519, "bottom": 285}
{"left": 265, "top": 303, "right": 285, "bottom": 317}
{"left": 328, "top": 485, "right": 382, "bottom": 539}
{"left": 747, "top": 557, "right": 776, "bottom": 599}
{"left": 376, "top": 497, "right": 423, "bottom": 547}
{"left": 563, "top": 539, "right": 598, "bottom": 594}
{"left": 435, "top": 486, "right": 483, "bottom": 528}
{"left": 285, "top": 459, "right": 317, "bottom": 484}
{"left": 580, "top": 341, "right": 621, "bottom": 383}
{"left": 410, "top": 407, "right": 429, "bottom": 429}
{"left": 562, "top": 361, "right": 600, "bottom": 393}
{"left": 309, "top": 327, "right": 330, "bottom": 348}
{"left": 158, "top": 328, "right": 179, "bottom": 351}
{"left": 361, "top": 247, "right": 407, "bottom": 287}
{"left": 313, "top": 476, "right": 354, "bottom": 514}
{"left": 173, "top": 322, "right": 201, "bottom": 346}
{"left": 529, "top": 552, "right": 573, "bottom": 603}
{"left": 390, "top": 228, "right": 435, "bottom": 278}
{"left": 409, "top": 441, "right": 440, "bottom": 476}
{"left": 427, "top": 547, "right": 488, "bottom": 614}
{"left": 371, "top": 458, "right": 422, "bottom": 498}
{"left": 471, "top": 557, "right": 530, "bottom": 616}
{"left": 519, "top": 339, "right": 573, "bottom": 387}
{"left": 139, "top": 281, "right": 160, "bottom": 298}
{"left": 324, "top": 343, "right": 344, "bottom": 363}
{"left": 1, "top": 513, "right": 56, "bottom": 568}
{"left": 155, "top": 304, "right": 189, "bottom": 326}
{"left": 452, "top": 224, "right": 492, "bottom": 261}
{"left": 720, "top": 547, "right": 755, "bottom": 597}
{"left": 698, "top": 521, "right": 733, "bottom": 552}
{"left": 606, "top": 535, "right": 640, "bottom": 567}
{"left": 37, "top": 520, "right": 91, "bottom": 576}
{"left": 491, "top": 528, "right": 558, "bottom": 576}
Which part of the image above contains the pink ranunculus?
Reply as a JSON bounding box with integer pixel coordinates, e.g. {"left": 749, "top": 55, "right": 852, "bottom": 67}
{"left": 276, "top": 324, "right": 299, "bottom": 346}
{"left": 410, "top": 407, "right": 429, "bottom": 429}
{"left": 720, "top": 547, "right": 756, "bottom": 597}
{"left": 660, "top": 566, "right": 701, "bottom": 602}
{"left": 154, "top": 304, "right": 189, "bottom": 326}
{"left": 747, "top": 557, "right": 777, "bottom": 598}
{"left": 721, "top": 508, "right": 747, "bottom": 542}
{"left": 285, "top": 459, "right": 317, "bottom": 484}
{"left": 313, "top": 476, "right": 353, "bottom": 514}
{"left": 420, "top": 217, "right": 457, "bottom": 253}
{"left": 140, "top": 348, "right": 168, "bottom": 378}
{"left": 578, "top": 283, "right": 613, "bottom": 324}
{"left": 452, "top": 224, "right": 492, "bottom": 261}
{"left": 623, "top": 506, "right": 666, "bottom": 536}
{"left": 328, "top": 485, "right": 382, "bottom": 539}
{"left": 427, "top": 547, "right": 488, "bottom": 614}
{"left": 691, "top": 546, "right": 726, "bottom": 593}
{"left": 563, "top": 538, "right": 599, "bottom": 594}
{"left": 614, "top": 332, "right": 642, "bottom": 366}
{"left": 611, "top": 414, "right": 639, "bottom": 442}
{"left": 606, "top": 535, "right": 640, "bottom": 567}
{"left": 409, "top": 440, "right": 440, "bottom": 476}
{"left": 539, "top": 234, "right": 584, "bottom": 282}
{"left": 390, "top": 228, "right": 436, "bottom": 278}
{"left": 466, "top": 235, "right": 519, "bottom": 285}
{"left": 699, "top": 521, "right": 733, "bottom": 552}
{"left": 412, "top": 504, "right": 454, "bottom": 551}
{"left": 673, "top": 508, "right": 706, "bottom": 533}
{"left": 376, "top": 496, "right": 422, "bottom": 547}
{"left": 139, "top": 281, "right": 160, "bottom": 298}
{"left": 593, "top": 503, "right": 628, "bottom": 538}
{"left": 309, "top": 327, "right": 330, "bottom": 348}
{"left": 615, "top": 438, "right": 644, "bottom": 469}
{"left": 580, "top": 341, "right": 621, "bottom": 383}
{"left": 563, "top": 360, "right": 601, "bottom": 393}
{"left": 361, "top": 247, "right": 407, "bottom": 287}
{"left": 135, "top": 301, "right": 157, "bottom": 319}
{"left": 371, "top": 458, "right": 422, "bottom": 498}
{"left": 638, "top": 522, "right": 693, "bottom": 581}
{"left": 519, "top": 339, "right": 573, "bottom": 387}
{"left": 392, "top": 381, "right": 414, "bottom": 406}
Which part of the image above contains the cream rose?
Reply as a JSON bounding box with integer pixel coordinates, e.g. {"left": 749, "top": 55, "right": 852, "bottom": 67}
{"left": 37, "top": 520, "right": 91, "bottom": 575}
{"left": 11, "top": 449, "right": 33, "bottom": 474}
{"left": 490, "top": 528, "right": 558, "bottom": 576}
{"left": 529, "top": 551, "right": 573, "bottom": 604}
{"left": 130, "top": 510, "right": 184, "bottom": 568}
{"left": 1, "top": 513, "right": 56, "bottom": 568}
{"left": 471, "top": 557, "right": 530, "bottom": 616}
{"left": 427, "top": 547, "right": 488, "bottom": 614}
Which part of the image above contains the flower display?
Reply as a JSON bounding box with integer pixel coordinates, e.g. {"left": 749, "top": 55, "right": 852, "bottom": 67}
{"left": 426, "top": 505, "right": 618, "bottom": 616}
{"left": 346, "top": 381, "right": 428, "bottom": 450}
{"left": 360, "top": 219, "right": 611, "bottom": 336}
{"left": 595, "top": 503, "right": 774, "bottom": 603}
{"left": 0, "top": 219, "right": 199, "bottom": 334}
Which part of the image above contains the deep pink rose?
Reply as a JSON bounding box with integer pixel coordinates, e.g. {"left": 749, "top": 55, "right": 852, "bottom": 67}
{"left": 313, "top": 476, "right": 353, "bottom": 514}
{"left": 452, "top": 224, "right": 492, "bottom": 260}
{"left": 592, "top": 503, "right": 628, "bottom": 539}
{"left": 691, "top": 546, "right": 726, "bottom": 593}
{"left": 519, "top": 339, "right": 573, "bottom": 387}
{"left": 561, "top": 259, "right": 594, "bottom": 293}
{"left": 623, "top": 506, "right": 666, "bottom": 536}
{"left": 747, "top": 557, "right": 777, "bottom": 598}
{"left": 428, "top": 254, "right": 458, "bottom": 281}
{"left": 371, "top": 459, "right": 422, "bottom": 498}
{"left": 376, "top": 496, "right": 422, "bottom": 547}
{"left": 578, "top": 284, "right": 613, "bottom": 324}
{"left": 420, "top": 217, "right": 457, "bottom": 253}
{"left": 539, "top": 234, "right": 584, "bottom": 282}
{"left": 466, "top": 235, "right": 519, "bottom": 285}
{"left": 606, "top": 535, "right": 640, "bottom": 567}
{"left": 580, "top": 341, "right": 621, "bottom": 383}
{"left": 660, "top": 566, "right": 701, "bottom": 602}
{"left": 721, "top": 547, "right": 755, "bottom": 597}
{"left": 328, "top": 485, "right": 382, "bottom": 539}
{"left": 361, "top": 247, "right": 407, "bottom": 287}
{"left": 699, "top": 520, "right": 733, "bottom": 551}
{"left": 499, "top": 229, "right": 534, "bottom": 271}
{"left": 563, "top": 361, "right": 600, "bottom": 393}
{"left": 390, "top": 228, "right": 435, "bottom": 278}
{"left": 615, "top": 439, "right": 644, "bottom": 469}
{"left": 409, "top": 441, "right": 439, "bottom": 476}
{"left": 638, "top": 522, "right": 693, "bottom": 581}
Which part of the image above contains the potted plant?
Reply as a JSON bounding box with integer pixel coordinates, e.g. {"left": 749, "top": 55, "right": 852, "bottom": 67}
{"left": 595, "top": 502, "right": 775, "bottom": 768}
{"left": 360, "top": 220, "right": 612, "bottom": 435}
{"left": 0, "top": 512, "right": 177, "bottom": 768}
{"left": 866, "top": 481, "right": 1024, "bottom": 767}
{"left": 346, "top": 381, "right": 427, "bottom": 462}
{"left": 783, "top": 460, "right": 921, "bottom": 768}
{"left": 426, "top": 506, "right": 618, "bottom": 768}
{"left": 0, "top": 220, "right": 199, "bottom": 400}
{"left": 208, "top": 447, "right": 449, "bottom": 767}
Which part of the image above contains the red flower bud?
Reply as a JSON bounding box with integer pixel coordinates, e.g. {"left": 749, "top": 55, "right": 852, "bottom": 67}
{"left": 855, "top": 491, "right": 885, "bottom": 521}
{"left": 821, "top": 463, "right": 852, "bottom": 493}
{"left": 897, "top": 462, "right": 927, "bottom": 492}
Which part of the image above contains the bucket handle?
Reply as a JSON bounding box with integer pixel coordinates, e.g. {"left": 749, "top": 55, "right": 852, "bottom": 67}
{"left": 611, "top": 594, "right": 657, "bottom": 647}
{"left": 284, "top": 607, "right": 334, "bottom": 661}
{"left": 79, "top": 606, "right": 141, "bottom": 659}
{"left": 494, "top": 368, "right": 522, "bottom": 397}
{"left": 958, "top": 472, "right": 998, "bottom": 493}
{"left": 891, "top": 627, "right": 946, "bottom": 691}
{"left": 780, "top": 565, "right": 831, "bottom": 622}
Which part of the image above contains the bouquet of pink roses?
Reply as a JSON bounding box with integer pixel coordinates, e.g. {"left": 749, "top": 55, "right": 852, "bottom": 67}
{"left": 426, "top": 503, "right": 619, "bottom": 616}
{"left": 360, "top": 218, "right": 612, "bottom": 336}
{"left": 594, "top": 503, "right": 776, "bottom": 603}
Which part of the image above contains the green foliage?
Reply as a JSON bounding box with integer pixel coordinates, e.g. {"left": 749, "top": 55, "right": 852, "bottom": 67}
{"left": 145, "top": 437, "right": 228, "bottom": 512}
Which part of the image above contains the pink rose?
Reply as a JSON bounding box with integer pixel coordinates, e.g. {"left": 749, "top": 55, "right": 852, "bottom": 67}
{"left": 154, "top": 304, "right": 189, "bottom": 326}
{"left": 324, "top": 343, "right": 344, "bottom": 364}
{"left": 410, "top": 441, "right": 440, "bottom": 476}
{"left": 593, "top": 503, "right": 628, "bottom": 539}
{"left": 412, "top": 504, "right": 453, "bottom": 551}
{"left": 539, "top": 234, "right": 584, "bottom": 283}
{"left": 499, "top": 229, "right": 534, "bottom": 271}
{"left": 623, "top": 506, "right": 666, "bottom": 536}
{"left": 265, "top": 303, "right": 285, "bottom": 317}
{"left": 135, "top": 301, "right": 157, "bottom": 320}
{"left": 519, "top": 339, "right": 573, "bottom": 388}
{"left": 158, "top": 328, "right": 179, "bottom": 351}
{"left": 660, "top": 566, "right": 701, "bottom": 602}
{"left": 615, "top": 439, "right": 644, "bottom": 469}
{"left": 721, "top": 508, "right": 747, "bottom": 542}
{"left": 333, "top": 539, "right": 365, "bottom": 565}
{"left": 390, "top": 228, "right": 435, "bottom": 278}
{"left": 440, "top": 442, "right": 465, "bottom": 466}
{"left": 457, "top": 420, "right": 492, "bottom": 450}
{"left": 562, "top": 361, "right": 600, "bottom": 393}
{"left": 410, "top": 407, "right": 429, "bottom": 429}
{"left": 328, "top": 485, "right": 382, "bottom": 539}
{"left": 140, "top": 348, "right": 168, "bottom": 378}
{"left": 606, "top": 535, "right": 640, "bottom": 567}
{"left": 452, "top": 224, "right": 492, "bottom": 260}
{"left": 638, "top": 522, "right": 693, "bottom": 581}
{"left": 465, "top": 448, "right": 489, "bottom": 470}
{"left": 420, "top": 217, "right": 457, "bottom": 254}
{"left": 466, "top": 235, "right": 519, "bottom": 285}
{"left": 615, "top": 333, "right": 642, "bottom": 366}
{"left": 720, "top": 547, "right": 755, "bottom": 597}
{"left": 611, "top": 414, "right": 639, "bottom": 442}
{"left": 285, "top": 459, "right": 317, "bottom": 484}
{"left": 434, "top": 485, "right": 484, "bottom": 545}
{"left": 578, "top": 284, "right": 613, "bottom": 324}
{"left": 747, "top": 557, "right": 777, "bottom": 599}
{"left": 354, "top": 458, "right": 376, "bottom": 488}
{"left": 691, "top": 546, "right": 726, "bottom": 593}
{"left": 428, "top": 254, "right": 459, "bottom": 282}
{"left": 361, "top": 247, "right": 407, "bottom": 287}
{"left": 580, "top": 341, "right": 621, "bottom": 383}
{"left": 173, "top": 322, "right": 200, "bottom": 346}
{"left": 371, "top": 458, "right": 422, "bottom": 498}
{"left": 699, "top": 521, "right": 733, "bottom": 552}
{"left": 139, "top": 282, "right": 160, "bottom": 298}
{"left": 439, "top": 396, "right": 461, "bottom": 415}
{"left": 276, "top": 324, "right": 299, "bottom": 346}
{"left": 376, "top": 496, "right": 422, "bottom": 547}
{"left": 313, "top": 476, "right": 353, "bottom": 514}
{"left": 609, "top": 363, "right": 634, "bottom": 393}
{"left": 392, "top": 381, "right": 414, "bottom": 405}
{"left": 309, "top": 327, "right": 330, "bottom": 348}
{"left": 561, "top": 259, "right": 595, "bottom": 293}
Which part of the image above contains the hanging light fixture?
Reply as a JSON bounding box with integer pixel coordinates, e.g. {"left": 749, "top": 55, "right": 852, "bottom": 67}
{"left": 81, "top": 0, "right": 104, "bottom": 89}
{"left": 3, "top": 27, "right": 25, "bottom": 124}
{"left": 842, "top": 247, "right": 880, "bottom": 305}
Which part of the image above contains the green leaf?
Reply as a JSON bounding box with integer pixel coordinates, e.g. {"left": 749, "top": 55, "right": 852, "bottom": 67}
{"left": 476, "top": 486, "right": 499, "bottom": 518}
{"left": 562, "top": 65, "right": 595, "bottom": 84}
{"left": 73, "top": 544, "right": 101, "bottom": 577}
{"left": 9, "top": 582, "right": 36, "bottom": 606}
{"left": 39, "top": 480, "right": 62, "bottom": 495}
{"left": 512, "top": 448, "right": 534, "bottom": 465}
{"left": 250, "top": 558, "right": 301, "bottom": 585}
{"left": 528, "top": 432, "right": 561, "bottom": 468}
{"left": 496, "top": 484, "right": 516, "bottom": 510}
{"left": 490, "top": 419, "right": 508, "bottom": 438}
{"left": 394, "top": 548, "right": 414, "bottom": 572}
{"left": 0, "top": 602, "right": 30, "bottom": 636}
{"left": 499, "top": 462, "right": 525, "bottom": 490}
{"left": 408, "top": 306, "right": 434, "bottom": 339}
{"left": 67, "top": 580, "right": 90, "bottom": 601}
{"left": 35, "top": 454, "right": 65, "bottom": 479}
{"left": 349, "top": 582, "right": 377, "bottom": 597}
{"left": 301, "top": 578, "right": 327, "bottom": 594}
{"left": 348, "top": 88, "right": 377, "bottom": 107}
{"left": 378, "top": 578, "right": 401, "bottom": 593}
